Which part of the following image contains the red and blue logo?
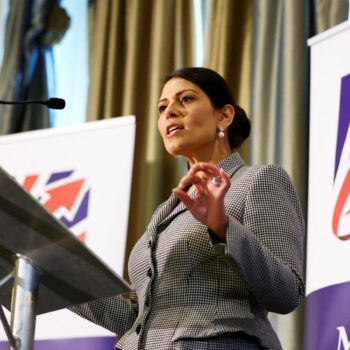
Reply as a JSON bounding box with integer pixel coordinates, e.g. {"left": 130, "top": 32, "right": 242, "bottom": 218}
{"left": 21, "top": 170, "right": 90, "bottom": 242}
{"left": 332, "top": 74, "right": 350, "bottom": 240}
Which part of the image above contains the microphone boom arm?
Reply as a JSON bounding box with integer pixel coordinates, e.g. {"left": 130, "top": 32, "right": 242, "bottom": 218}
{"left": 0, "top": 98, "right": 65, "bottom": 110}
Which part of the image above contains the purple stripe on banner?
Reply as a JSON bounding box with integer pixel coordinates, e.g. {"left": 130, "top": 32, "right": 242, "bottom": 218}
{"left": 334, "top": 73, "right": 350, "bottom": 180}
{"left": 304, "top": 281, "right": 350, "bottom": 349}
{"left": 0, "top": 336, "right": 115, "bottom": 350}
{"left": 60, "top": 188, "right": 90, "bottom": 228}
{"left": 47, "top": 170, "right": 74, "bottom": 184}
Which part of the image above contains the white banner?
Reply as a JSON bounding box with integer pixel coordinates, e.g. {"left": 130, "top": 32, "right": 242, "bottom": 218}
{"left": 305, "top": 21, "right": 350, "bottom": 349}
{"left": 0, "top": 116, "right": 135, "bottom": 348}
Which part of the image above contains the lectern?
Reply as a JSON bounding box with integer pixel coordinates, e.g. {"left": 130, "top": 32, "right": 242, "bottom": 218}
{"left": 0, "top": 166, "right": 131, "bottom": 349}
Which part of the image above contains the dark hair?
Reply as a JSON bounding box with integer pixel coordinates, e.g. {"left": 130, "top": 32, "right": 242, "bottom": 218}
{"left": 162, "top": 67, "right": 251, "bottom": 149}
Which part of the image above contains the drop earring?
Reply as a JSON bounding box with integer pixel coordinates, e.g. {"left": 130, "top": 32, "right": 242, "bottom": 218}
{"left": 218, "top": 127, "right": 225, "bottom": 139}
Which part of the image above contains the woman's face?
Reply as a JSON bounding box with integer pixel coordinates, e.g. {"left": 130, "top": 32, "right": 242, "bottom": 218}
{"left": 157, "top": 77, "right": 221, "bottom": 161}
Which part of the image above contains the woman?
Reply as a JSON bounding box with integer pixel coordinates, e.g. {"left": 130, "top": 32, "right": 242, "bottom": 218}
{"left": 71, "top": 67, "right": 305, "bottom": 350}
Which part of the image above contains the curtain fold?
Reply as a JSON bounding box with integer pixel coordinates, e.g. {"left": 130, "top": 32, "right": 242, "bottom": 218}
{"left": 250, "top": 0, "right": 310, "bottom": 205}
{"left": 204, "top": 0, "right": 253, "bottom": 161}
{"left": 87, "top": 0, "right": 195, "bottom": 278}
{"left": 314, "top": 0, "right": 349, "bottom": 33}
{"left": 0, "top": 0, "right": 69, "bottom": 135}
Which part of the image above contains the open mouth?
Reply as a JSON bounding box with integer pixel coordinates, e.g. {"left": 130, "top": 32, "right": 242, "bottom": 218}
{"left": 167, "top": 125, "right": 184, "bottom": 136}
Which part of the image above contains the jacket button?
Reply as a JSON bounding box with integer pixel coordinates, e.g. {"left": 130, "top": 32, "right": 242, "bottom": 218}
{"left": 136, "top": 324, "right": 141, "bottom": 334}
{"left": 145, "top": 299, "right": 149, "bottom": 307}
{"left": 147, "top": 268, "right": 152, "bottom": 277}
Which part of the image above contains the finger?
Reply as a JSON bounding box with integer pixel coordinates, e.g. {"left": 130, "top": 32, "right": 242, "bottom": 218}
{"left": 172, "top": 188, "right": 194, "bottom": 208}
{"left": 177, "top": 174, "right": 202, "bottom": 190}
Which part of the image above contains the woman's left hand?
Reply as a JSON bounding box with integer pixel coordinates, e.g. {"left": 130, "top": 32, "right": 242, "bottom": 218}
{"left": 172, "top": 163, "right": 230, "bottom": 242}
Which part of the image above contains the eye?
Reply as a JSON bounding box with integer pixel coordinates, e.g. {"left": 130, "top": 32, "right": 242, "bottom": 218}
{"left": 158, "top": 104, "right": 167, "bottom": 114}
{"left": 180, "top": 95, "right": 194, "bottom": 104}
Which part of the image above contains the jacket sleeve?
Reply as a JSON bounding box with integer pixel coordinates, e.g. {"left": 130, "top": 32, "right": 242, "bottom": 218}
{"left": 216, "top": 164, "right": 305, "bottom": 314}
{"left": 68, "top": 291, "right": 138, "bottom": 335}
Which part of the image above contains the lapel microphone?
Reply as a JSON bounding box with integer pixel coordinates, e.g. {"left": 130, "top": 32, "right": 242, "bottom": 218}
{"left": 0, "top": 98, "right": 66, "bottom": 110}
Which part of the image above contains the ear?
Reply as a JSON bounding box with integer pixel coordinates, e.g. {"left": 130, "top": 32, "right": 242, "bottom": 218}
{"left": 217, "top": 104, "right": 235, "bottom": 129}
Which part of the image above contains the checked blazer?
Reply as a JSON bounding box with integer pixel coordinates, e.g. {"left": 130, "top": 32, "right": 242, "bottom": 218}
{"left": 70, "top": 152, "right": 305, "bottom": 350}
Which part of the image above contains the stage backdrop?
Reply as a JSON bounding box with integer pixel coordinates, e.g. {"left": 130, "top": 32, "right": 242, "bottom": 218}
{"left": 0, "top": 116, "right": 135, "bottom": 349}
{"left": 304, "top": 21, "right": 350, "bottom": 350}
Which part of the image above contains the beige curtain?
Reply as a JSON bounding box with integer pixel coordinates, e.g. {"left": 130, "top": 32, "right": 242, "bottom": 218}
{"left": 87, "top": 0, "right": 195, "bottom": 278}
{"left": 250, "top": 1, "right": 349, "bottom": 349}
{"left": 204, "top": 0, "right": 253, "bottom": 161}
{"left": 314, "top": 0, "right": 349, "bottom": 33}
{"left": 250, "top": 0, "right": 310, "bottom": 206}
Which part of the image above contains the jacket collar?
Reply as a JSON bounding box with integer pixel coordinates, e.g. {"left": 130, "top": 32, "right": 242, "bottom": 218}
{"left": 216, "top": 151, "right": 245, "bottom": 178}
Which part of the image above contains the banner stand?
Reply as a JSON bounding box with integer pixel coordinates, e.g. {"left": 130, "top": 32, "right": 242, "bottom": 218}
{"left": 305, "top": 20, "right": 350, "bottom": 349}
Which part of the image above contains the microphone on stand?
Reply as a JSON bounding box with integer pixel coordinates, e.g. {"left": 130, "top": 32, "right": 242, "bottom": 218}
{"left": 0, "top": 98, "right": 66, "bottom": 110}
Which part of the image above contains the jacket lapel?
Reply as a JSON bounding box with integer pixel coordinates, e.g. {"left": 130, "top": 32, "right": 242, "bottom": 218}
{"left": 147, "top": 193, "right": 180, "bottom": 233}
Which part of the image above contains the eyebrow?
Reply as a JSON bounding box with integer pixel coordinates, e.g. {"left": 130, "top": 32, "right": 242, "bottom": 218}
{"left": 158, "top": 89, "right": 199, "bottom": 104}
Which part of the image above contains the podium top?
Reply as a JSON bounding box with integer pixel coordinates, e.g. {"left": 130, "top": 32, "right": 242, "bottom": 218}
{"left": 0, "top": 166, "right": 131, "bottom": 315}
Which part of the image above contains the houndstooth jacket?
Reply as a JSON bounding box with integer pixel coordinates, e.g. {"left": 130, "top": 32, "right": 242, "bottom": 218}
{"left": 70, "top": 152, "right": 305, "bottom": 350}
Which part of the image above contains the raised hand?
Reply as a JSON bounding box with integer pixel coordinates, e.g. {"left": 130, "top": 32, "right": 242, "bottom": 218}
{"left": 172, "top": 163, "right": 230, "bottom": 241}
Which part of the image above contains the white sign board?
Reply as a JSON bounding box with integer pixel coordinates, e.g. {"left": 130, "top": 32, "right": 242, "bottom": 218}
{"left": 305, "top": 21, "right": 350, "bottom": 350}
{"left": 0, "top": 116, "right": 135, "bottom": 349}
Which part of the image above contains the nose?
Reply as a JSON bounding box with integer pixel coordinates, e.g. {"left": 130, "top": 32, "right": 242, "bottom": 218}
{"left": 165, "top": 101, "right": 179, "bottom": 119}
